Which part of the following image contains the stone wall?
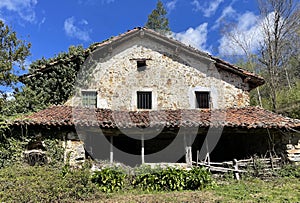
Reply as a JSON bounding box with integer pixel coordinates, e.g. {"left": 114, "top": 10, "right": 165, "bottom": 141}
{"left": 67, "top": 43, "right": 250, "bottom": 110}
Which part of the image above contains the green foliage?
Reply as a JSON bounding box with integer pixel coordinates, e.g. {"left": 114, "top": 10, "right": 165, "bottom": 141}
{"left": 145, "top": 0, "right": 171, "bottom": 35}
{"left": 0, "top": 20, "right": 31, "bottom": 118}
{"left": 132, "top": 166, "right": 212, "bottom": 192}
{"left": 0, "top": 116, "right": 9, "bottom": 138}
{"left": 186, "top": 167, "right": 213, "bottom": 190}
{"left": 20, "top": 45, "right": 85, "bottom": 111}
{"left": 0, "top": 20, "right": 31, "bottom": 88}
{"left": 0, "top": 134, "right": 64, "bottom": 169}
{"left": 276, "top": 164, "right": 300, "bottom": 178}
{"left": 0, "top": 136, "right": 28, "bottom": 168}
{"left": 43, "top": 139, "right": 65, "bottom": 166}
{"left": 0, "top": 164, "right": 101, "bottom": 202}
{"left": 276, "top": 80, "right": 300, "bottom": 118}
{"left": 0, "top": 45, "right": 86, "bottom": 117}
{"left": 91, "top": 167, "right": 127, "bottom": 193}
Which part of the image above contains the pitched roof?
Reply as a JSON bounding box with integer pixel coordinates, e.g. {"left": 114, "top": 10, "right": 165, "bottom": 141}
{"left": 23, "top": 27, "right": 264, "bottom": 90}
{"left": 13, "top": 105, "right": 300, "bottom": 129}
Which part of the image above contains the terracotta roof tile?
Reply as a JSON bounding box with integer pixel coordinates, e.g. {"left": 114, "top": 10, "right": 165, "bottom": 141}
{"left": 13, "top": 105, "right": 300, "bottom": 129}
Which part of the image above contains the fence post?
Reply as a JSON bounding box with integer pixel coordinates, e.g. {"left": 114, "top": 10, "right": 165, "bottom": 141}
{"left": 269, "top": 153, "right": 274, "bottom": 170}
{"left": 233, "top": 159, "right": 240, "bottom": 180}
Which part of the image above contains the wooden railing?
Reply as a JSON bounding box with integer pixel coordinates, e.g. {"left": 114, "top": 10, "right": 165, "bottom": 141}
{"left": 194, "top": 151, "right": 282, "bottom": 180}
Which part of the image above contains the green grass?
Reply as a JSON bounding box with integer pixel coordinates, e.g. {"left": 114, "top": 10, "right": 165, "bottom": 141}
{"left": 213, "top": 178, "right": 300, "bottom": 203}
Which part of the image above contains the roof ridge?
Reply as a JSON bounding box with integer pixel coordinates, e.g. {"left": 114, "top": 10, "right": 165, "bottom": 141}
{"left": 21, "top": 27, "right": 264, "bottom": 89}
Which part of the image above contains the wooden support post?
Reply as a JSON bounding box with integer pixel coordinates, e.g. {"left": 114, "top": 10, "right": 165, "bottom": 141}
{"left": 233, "top": 159, "right": 240, "bottom": 180}
{"left": 196, "top": 150, "right": 199, "bottom": 166}
{"left": 141, "top": 134, "right": 145, "bottom": 164}
{"left": 110, "top": 136, "right": 113, "bottom": 163}
{"left": 204, "top": 152, "right": 210, "bottom": 166}
{"left": 184, "top": 134, "right": 192, "bottom": 166}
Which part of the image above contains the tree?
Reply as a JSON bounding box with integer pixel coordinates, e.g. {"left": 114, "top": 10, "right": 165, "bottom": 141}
{"left": 145, "top": 0, "right": 171, "bottom": 35}
{"left": 258, "top": 0, "right": 300, "bottom": 111}
{"left": 0, "top": 20, "right": 31, "bottom": 116}
{"left": 0, "top": 20, "right": 31, "bottom": 89}
{"left": 220, "top": 24, "right": 264, "bottom": 107}
{"left": 220, "top": 0, "right": 300, "bottom": 112}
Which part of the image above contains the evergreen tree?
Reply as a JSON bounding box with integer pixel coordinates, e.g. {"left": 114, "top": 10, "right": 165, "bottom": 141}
{"left": 0, "top": 20, "right": 31, "bottom": 116}
{"left": 145, "top": 0, "right": 171, "bottom": 35}
{"left": 0, "top": 20, "right": 31, "bottom": 88}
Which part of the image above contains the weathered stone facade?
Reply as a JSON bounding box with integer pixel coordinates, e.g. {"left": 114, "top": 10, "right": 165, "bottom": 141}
{"left": 67, "top": 43, "right": 250, "bottom": 110}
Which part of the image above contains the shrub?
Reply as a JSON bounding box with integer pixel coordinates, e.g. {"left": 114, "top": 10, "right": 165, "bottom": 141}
{"left": 277, "top": 164, "right": 300, "bottom": 178}
{"left": 0, "top": 164, "right": 101, "bottom": 202}
{"left": 132, "top": 166, "right": 212, "bottom": 191}
{"left": 91, "top": 167, "right": 127, "bottom": 193}
{"left": 186, "top": 167, "right": 213, "bottom": 190}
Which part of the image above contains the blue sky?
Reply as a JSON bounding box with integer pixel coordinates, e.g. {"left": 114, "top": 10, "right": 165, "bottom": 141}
{"left": 0, "top": 0, "right": 262, "bottom": 68}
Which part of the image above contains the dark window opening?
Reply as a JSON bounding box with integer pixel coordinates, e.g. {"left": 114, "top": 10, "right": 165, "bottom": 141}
{"left": 137, "top": 91, "right": 152, "bottom": 109}
{"left": 82, "top": 91, "right": 97, "bottom": 108}
{"left": 195, "top": 92, "right": 210, "bottom": 108}
{"left": 137, "top": 60, "right": 146, "bottom": 68}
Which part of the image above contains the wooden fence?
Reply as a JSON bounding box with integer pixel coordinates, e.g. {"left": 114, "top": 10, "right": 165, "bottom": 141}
{"left": 194, "top": 151, "right": 282, "bottom": 180}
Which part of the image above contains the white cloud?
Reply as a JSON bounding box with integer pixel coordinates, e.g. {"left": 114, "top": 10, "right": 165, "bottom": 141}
{"left": 78, "top": 0, "right": 115, "bottom": 5}
{"left": 173, "top": 23, "right": 208, "bottom": 51}
{"left": 166, "top": 0, "right": 177, "bottom": 11}
{"left": 0, "top": 0, "right": 37, "bottom": 22}
{"left": 0, "top": 16, "right": 5, "bottom": 23}
{"left": 218, "top": 11, "right": 263, "bottom": 56}
{"left": 64, "top": 17, "right": 91, "bottom": 42}
{"left": 213, "top": 5, "right": 236, "bottom": 29}
{"left": 191, "top": 0, "right": 201, "bottom": 11}
{"left": 192, "top": 0, "right": 224, "bottom": 17}
{"left": 38, "top": 16, "right": 46, "bottom": 28}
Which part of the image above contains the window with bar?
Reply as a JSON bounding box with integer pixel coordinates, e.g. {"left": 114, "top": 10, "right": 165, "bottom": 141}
{"left": 195, "top": 91, "right": 210, "bottom": 108}
{"left": 82, "top": 91, "right": 97, "bottom": 108}
{"left": 137, "top": 91, "right": 152, "bottom": 109}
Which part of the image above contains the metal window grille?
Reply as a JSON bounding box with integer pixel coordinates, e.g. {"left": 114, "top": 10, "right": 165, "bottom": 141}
{"left": 137, "top": 91, "right": 152, "bottom": 109}
{"left": 195, "top": 92, "right": 210, "bottom": 108}
{"left": 82, "top": 91, "right": 97, "bottom": 107}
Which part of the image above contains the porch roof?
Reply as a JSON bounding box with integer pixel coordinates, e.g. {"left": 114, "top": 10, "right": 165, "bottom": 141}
{"left": 13, "top": 105, "right": 300, "bottom": 130}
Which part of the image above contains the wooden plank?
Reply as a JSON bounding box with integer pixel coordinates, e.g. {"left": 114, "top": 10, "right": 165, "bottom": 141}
{"left": 194, "top": 162, "right": 246, "bottom": 173}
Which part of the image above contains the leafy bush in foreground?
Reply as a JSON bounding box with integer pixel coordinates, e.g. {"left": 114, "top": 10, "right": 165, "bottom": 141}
{"left": 132, "top": 166, "right": 212, "bottom": 191}
{"left": 91, "top": 167, "right": 127, "bottom": 193}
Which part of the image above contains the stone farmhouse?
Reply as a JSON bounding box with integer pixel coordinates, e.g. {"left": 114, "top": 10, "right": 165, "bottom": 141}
{"left": 14, "top": 27, "right": 300, "bottom": 166}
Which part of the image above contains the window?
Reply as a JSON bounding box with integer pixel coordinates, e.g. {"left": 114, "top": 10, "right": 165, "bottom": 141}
{"left": 137, "top": 91, "right": 152, "bottom": 109}
{"left": 195, "top": 92, "right": 210, "bottom": 108}
{"left": 137, "top": 60, "right": 146, "bottom": 68}
{"left": 82, "top": 91, "right": 97, "bottom": 107}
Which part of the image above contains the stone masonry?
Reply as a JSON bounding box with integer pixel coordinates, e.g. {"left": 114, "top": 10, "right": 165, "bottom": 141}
{"left": 67, "top": 43, "right": 250, "bottom": 110}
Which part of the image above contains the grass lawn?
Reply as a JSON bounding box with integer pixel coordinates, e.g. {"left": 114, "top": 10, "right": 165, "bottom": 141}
{"left": 100, "top": 178, "right": 299, "bottom": 203}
